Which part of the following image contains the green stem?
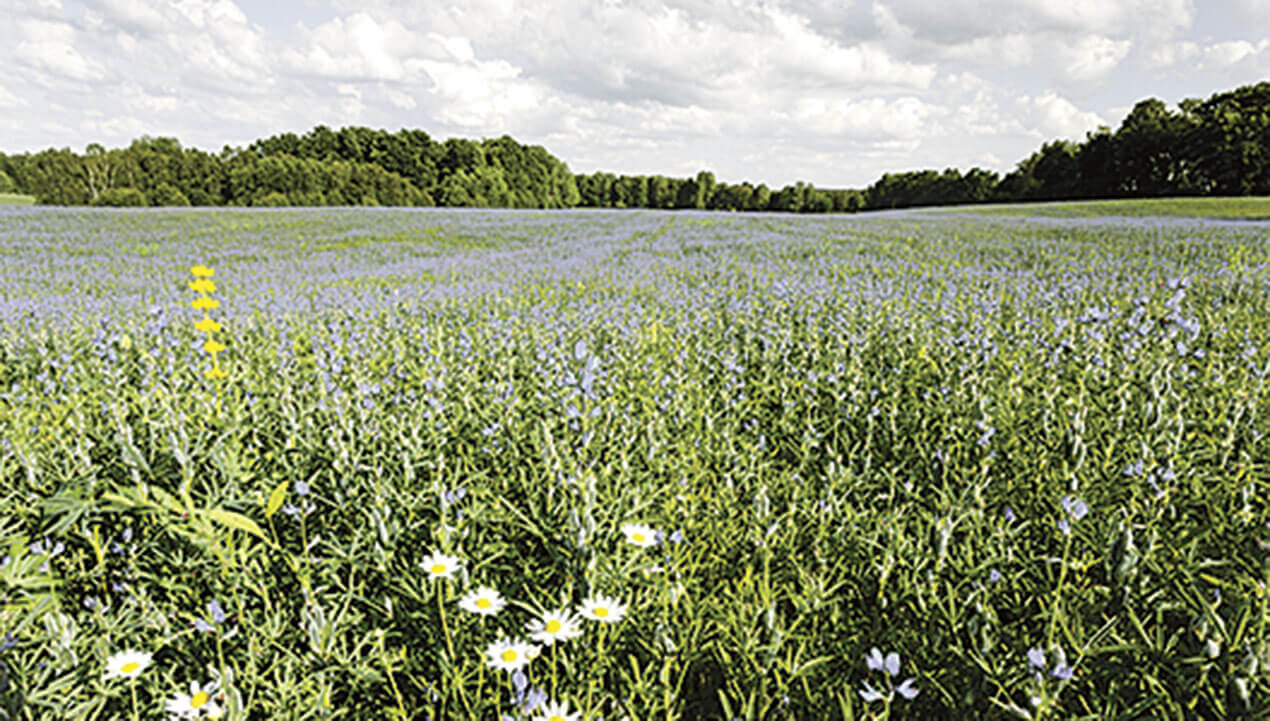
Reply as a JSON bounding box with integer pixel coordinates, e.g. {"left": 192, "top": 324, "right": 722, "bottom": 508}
{"left": 1047, "top": 531, "right": 1072, "bottom": 648}
{"left": 437, "top": 583, "right": 472, "bottom": 717}
{"left": 129, "top": 679, "right": 139, "bottom": 721}
{"left": 551, "top": 643, "right": 558, "bottom": 700}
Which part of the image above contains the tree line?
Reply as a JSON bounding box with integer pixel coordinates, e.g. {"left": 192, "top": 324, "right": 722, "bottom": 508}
{"left": 1, "top": 81, "right": 1264, "bottom": 212}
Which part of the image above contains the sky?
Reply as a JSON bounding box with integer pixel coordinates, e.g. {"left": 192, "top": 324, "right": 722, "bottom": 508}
{"left": 2, "top": 0, "right": 1268, "bottom": 188}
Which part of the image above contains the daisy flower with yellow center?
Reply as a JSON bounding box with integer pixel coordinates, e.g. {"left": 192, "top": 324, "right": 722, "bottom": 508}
{"left": 165, "top": 680, "right": 223, "bottom": 719}
{"left": 621, "top": 523, "right": 659, "bottom": 548}
{"left": 525, "top": 608, "right": 583, "bottom": 645}
{"left": 485, "top": 638, "right": 537, "bottom": 673}
{"left": 531, "top": 699, "right": 581, "bottom": 721}
{"left": 577, "top": 595, "right": 627, "bottom": 624}
{"left": 420, "top": 551, "right": 462, "bottom": 581}
{"left": 103, "top": 650, "right": 152, "bottom": 681}
{"left": 458, "top": 586, "right": 505, "bottom": 616}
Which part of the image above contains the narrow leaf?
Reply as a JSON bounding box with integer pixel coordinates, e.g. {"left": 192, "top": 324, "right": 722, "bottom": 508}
{"left": 204, "top": 508, "right": 269, "bottom": 543}
{"left": 266, "top": 480, "right": 288, "bottom": 518}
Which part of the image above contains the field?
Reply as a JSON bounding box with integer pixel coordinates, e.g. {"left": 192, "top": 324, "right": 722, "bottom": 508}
{"left": 0, "top": 195, "right": 35, "bottom": 206}
{"left": 933, "top": 196, "right": 1270, "bottom": 220}
{"left": 0, "top": 205, "right": 1268, "bottom": 720}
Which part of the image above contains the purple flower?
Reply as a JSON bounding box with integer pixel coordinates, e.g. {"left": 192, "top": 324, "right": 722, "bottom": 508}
{"left": 1061, "top": 495, "right": 1089, "bottom": 520}
{"left": 866, "top": 647, "right": 885, "bottom": 672}
{"left": 522, "top": 688, "right": 547, "bottom": 713}
{"left": 208, "top": 598, "right": 226, "bottom": 624}
{"left": 885, "top": 652, "right": 901, "bottom": 677}
{"left": 989, "top": 568, "right": 1002, "bottom": 584}
{"left": 511, "top": 669, "right": 528, "bottom": 695}
{"left": 897, "top": 677, "right": 919, "bottom": 700}
{"left": 1049, "top": 662, "right": 1074, "bottom": 681}
{"left": 1003, "top": 506, "right": 1016, "bottom": 523}
{"left": 859, "top": 681, "right": 885, "bottom": 703}
{"left": 1027, "top": 647, "right": 1046, "bottom": 670}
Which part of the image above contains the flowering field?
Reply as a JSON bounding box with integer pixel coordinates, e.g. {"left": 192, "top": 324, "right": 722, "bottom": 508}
{"left": 0, "top": 205, "right": 1268, "bottom": 720}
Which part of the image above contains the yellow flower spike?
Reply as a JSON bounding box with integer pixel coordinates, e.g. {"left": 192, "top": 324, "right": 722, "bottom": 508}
{"left": 203, "top": 340, "right": 226, "bottom": 355}
{"left": 189, "top": 279, "right": 216, "bottom": 294}
{"left": 191, "top": 296, "right": 219, "bottom": 311}
{"left": 190, "top": 265, "right": 214, "bottom": 278}
{"left": 203, "top": 367, "right": 227, "bottom": 380}
{"left": 194, "top": 316, "right": 222, "bottom": 334}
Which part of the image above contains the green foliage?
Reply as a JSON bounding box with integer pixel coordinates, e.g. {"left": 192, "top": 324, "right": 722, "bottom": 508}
{"left": 253, "top": 191, "right": 290, "bottom": 207}
{"left": 150, "top": 182, "right": 190, "bottom": 207}
{"left": 940, "top": 196, "right": 1270, "bottom": 220}
{"left": 0, "top": 169, "right": 15, "bottom": 194}
{"left": 1, "top": 82, "right": 1266, "bottom": 214}
{"left": 91, "top": 187, "right": 148, "bottom": 207}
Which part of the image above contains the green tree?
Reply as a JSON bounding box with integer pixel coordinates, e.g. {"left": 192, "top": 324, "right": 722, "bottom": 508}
{"left": 1114, "top": 98, "right": 1187, "bottom": 196}
{"left": 693, "top": 170, "right": 715, "bottom": 209}
{"left": 150, "top": 182, "right": 190, "bottom": 206}
{"left": 1030, "top": 141, "right": 1081, "bottom": 200}
{"left": 1184, "top": 82, "right": 1270, "bottom": 195}
{"left": 1076, "top": 128, "right": 1119, "bottom": 199}
{"left": 92, "top": 187, "right": 148, "bottom": 206}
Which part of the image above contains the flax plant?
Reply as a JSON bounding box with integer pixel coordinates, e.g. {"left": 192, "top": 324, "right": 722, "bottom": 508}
{"left": 0, "top": 205, "right": 1267, "bottom": 720}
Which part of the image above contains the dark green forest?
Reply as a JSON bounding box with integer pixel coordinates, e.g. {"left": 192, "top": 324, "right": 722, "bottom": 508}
{"left": 1, "top": 82, "right": 1265, "bottom": 212}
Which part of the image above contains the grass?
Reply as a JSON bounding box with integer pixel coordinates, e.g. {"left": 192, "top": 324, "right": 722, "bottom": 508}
{"left": 0, "top": 193, "right": 35, "bottom": 205}
{"left": 933, "top": 196, "right": 1270, "bottom": 220}
{"left": 0, "top": 204, "right": 1267, "bottom": 719}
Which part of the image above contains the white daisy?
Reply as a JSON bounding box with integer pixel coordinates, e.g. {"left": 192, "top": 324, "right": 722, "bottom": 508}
{"left": 621, "top": 523, "right": 659, "bottom": 548}
{"left": 165, "top": 680, "right": 223, "bottom": 719}
{"left": 525, "top": 608, "right": 583, "bottom": 645}
{"left": 485, "top": 638, "right": 537, "bottom": 673}
{"left": 103, "top": 650, "right": 152, "bottom": 681}
{"left": 458, "top": 586, "right": 505, "bottom": 616}
{"left": 419, "top": 551, "right": 461, "bottom": 581}
{"left": 531, "top": 699, "right": 582, "bottom": 721}
{"left": 577, "top": 594, "right": 627, "bottom": 623}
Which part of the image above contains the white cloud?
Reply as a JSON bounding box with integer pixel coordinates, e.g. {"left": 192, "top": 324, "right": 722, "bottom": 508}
{"left": 1203, "top": 39, "right": 1260, "bottom": 66}
{"left": 0, "top": 83, "right": 26, "bottom": 108}
{"left": 1146, "top": 40, "right": 1199, "bottom": 67}
{"left": 97, "top": 0, "right": 168, "bottom": 34}
{"left": 1020, "top": 92, "right": 1106, "bottom": 140}
{"left": 1145, "top": 37, "right": 1270, "bottom": 76}
{"left": 1054, "top": 34, "right": 1133, "bottom": 82}
{"left": 876, "top": 0, "right": 1193, "bottom": 43}
{"left": 283, "top": 12, "right": 425, "bottom": 82}
{"left": 15, "top": 19, "right": 104, "bottom": 81}
{"left": 788, "top": 96, "right": 942, "bottom": 139}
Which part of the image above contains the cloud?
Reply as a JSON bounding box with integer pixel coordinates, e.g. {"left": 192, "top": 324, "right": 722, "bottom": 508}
{"left": 787, "top": 96, "right": 943, "bottom": 139}
{"left": 94, "top": 0, "right": 168, "bottom": 34}
{"left": 1202, "top": 39, "right": 1262, "bottom": 66}
{"left": 1145, "top": 37, "right": 1270, "bottom": 79}
{"left": 1019, "top": 92, "right": 1106, "bottom": 140}
{"left": 1053, "top": 34, "right": 1133, "bottom": 82}
{"left": 282, "top": 12, "right": 427, "bottom": 82}
{"left": 15, "top": 19, "right": 105, "bottom": 81}
{"left": 875, "top": 0, "right": 1193, "bottom": 43}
